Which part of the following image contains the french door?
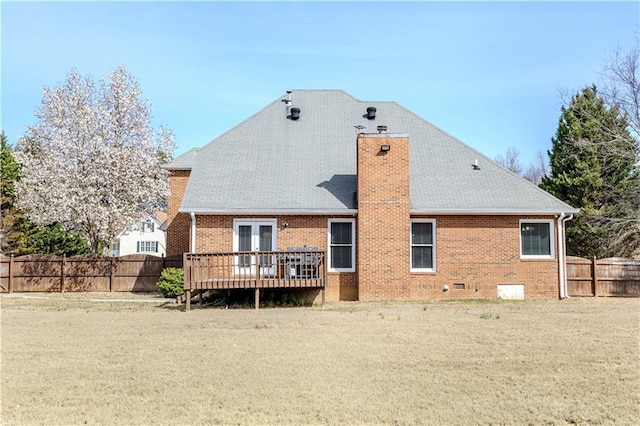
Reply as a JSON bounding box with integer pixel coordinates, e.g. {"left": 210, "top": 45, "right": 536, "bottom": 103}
{"left": 233, "top": 220, "right": 277, "bottom": 276}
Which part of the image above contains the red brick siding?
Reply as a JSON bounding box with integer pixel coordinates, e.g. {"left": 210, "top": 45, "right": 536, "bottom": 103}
{"left": 357, "top": 134, "right": 411, "bottom": 300}
{"left": 408, "top": 215, "right": 560, "bottom": 300}
{"left": 166, "top": 169, "right": 191, "bottom": 256}
{"left": 188, "top": 213, "right": 560, "bottom": 301}
{"left": 194, "top": 215, "right": 358, "bottom": 301}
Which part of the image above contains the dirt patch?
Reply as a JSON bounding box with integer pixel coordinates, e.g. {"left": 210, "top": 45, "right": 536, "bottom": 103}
{"left": 1, "top": 295, "right": 639, "bottom": 425}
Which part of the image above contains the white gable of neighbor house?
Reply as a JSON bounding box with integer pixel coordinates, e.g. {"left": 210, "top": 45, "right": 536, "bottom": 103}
{"left": 110, "top": 216, "right": 166, "bottom": 257}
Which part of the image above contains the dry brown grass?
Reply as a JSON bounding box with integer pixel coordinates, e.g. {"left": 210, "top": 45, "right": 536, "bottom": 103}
{"left": 1, "top": 293, "right": 639, "bottom": 425}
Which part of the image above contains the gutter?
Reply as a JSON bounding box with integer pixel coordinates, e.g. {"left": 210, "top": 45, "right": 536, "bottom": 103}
{"left": 410, "top": 208, "right": 581, "bottom": 216}
{"left": 557, "top": 213, "right": 574, "bottom": 299}
{"left": 190, "top": 212, "right": 196, "bottom": 253}
{"left": 179, "top": 208, "right": 359, "bottom": 216}
{"left": 178, "top": 207, "right": 580, "bottom": 216}
{"left": 163, "top": 165, "right": 193, "bottom": 171}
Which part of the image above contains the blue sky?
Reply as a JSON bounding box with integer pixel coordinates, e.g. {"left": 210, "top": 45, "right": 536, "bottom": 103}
{"left": 1, "top": 1, "right": 638, "bottom": 164}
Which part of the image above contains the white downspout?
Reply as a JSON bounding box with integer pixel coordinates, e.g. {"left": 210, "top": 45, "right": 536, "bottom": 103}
{"left": 557, "top": 213, "right": 566, "bottom": 299}
{"left": 190, "top": 212, "right": 196, "bottom": 253}
{"left": 557, "top": 213, "right": 574, "bottom": 299}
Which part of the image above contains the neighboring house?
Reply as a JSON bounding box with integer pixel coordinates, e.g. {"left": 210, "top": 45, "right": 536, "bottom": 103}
{"left": 165, "top": 90, "right": 578, "bottom": 303}
{"left": 110, "top": 212, "right": 167, "bottom": 257}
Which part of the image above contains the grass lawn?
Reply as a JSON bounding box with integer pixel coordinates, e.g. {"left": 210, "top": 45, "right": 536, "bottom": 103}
{"left": 1, "top": 293, "right": 639, "bottom": 425}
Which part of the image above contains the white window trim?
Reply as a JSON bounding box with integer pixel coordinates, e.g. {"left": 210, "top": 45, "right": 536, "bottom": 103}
{"left": 519, "top": 219, "right": 555, "bottom": 259}
{"left": 327, "top": 219, "right": 356, "bottom": 273}
{"left": 232, "top": 219, "right": 278, "bottom": 252}
{"left": 138, "top": 241, "right": 157, "bottom": 253}
{"left": 110, "top": 241, "right": 120, "bottom": 257}
{"left": 411, "top": 219, "right": 436, "bottom": 272}
{"left": 143, "top": 220, "right": 155, "bottom": 233}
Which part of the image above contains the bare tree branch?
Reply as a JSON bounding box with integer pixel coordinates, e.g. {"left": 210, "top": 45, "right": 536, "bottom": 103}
{"left": 522, "top": 150, "right": 548, "bottom": 185}
{"left": 495, "top": 146, "right": 523, "bottom": 175}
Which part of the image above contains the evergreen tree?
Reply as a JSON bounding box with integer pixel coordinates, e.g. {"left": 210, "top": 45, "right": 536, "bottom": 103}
{"left": 18, "top": 222, "right": 88, "bottom": 256}
{"left": 540, "top": 86, "right": 640, "bottom": 257}
{"left": 1, "top": 132, "right": 24, "bottom": 253}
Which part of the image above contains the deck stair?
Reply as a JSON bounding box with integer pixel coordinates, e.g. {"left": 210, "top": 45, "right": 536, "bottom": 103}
{"left": 176, "top": 289, "right": 205, "bottom": 305}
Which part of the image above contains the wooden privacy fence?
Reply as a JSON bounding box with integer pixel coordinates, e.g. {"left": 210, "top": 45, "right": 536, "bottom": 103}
{"left": 566, "top": 256, "right": 640, "bottom": 297}
{"left": 0, "top": 254, "right": 183, "bottom": 293}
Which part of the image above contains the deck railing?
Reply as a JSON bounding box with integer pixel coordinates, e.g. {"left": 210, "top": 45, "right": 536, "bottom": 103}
{"left": 182, "top": 250, "right": 326, "bottom": 309}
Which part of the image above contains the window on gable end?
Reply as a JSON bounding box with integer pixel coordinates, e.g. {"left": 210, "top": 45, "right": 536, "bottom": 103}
{"left": 143, "top": 220, "right": 155, "bottom": 233}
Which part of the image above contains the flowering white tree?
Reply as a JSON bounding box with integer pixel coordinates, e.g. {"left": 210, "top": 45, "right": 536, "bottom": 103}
{"left": 15, "top": 67, "right": 175, "bottom": 254}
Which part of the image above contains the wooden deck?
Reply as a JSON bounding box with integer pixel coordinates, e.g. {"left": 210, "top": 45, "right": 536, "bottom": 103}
{"left": 181, "top": 250, "right": 326, "bottom": 310}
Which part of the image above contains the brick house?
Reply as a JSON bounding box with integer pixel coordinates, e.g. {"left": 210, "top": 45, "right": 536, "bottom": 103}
{"left": 166, "top": 90, "right": 578, "bottom": 305}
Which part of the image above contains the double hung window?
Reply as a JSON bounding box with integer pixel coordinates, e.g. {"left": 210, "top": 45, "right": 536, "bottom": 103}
{"left": 328, "top": 219, "right": 355, "bottom": 272}
{"left": 411, "top": 220, "right": 435, "bottom": 272}
{"left": 137, "top": 241, "right": 158, "bottom": 253}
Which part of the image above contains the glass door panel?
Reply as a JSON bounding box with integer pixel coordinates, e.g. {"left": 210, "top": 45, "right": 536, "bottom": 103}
{"left": 258, "top": 225, "right": 274, "bottom": 272}
{"left": 234, "top": 220, "right": 276, "bottom": 276}
{"left": 238, "top": 225, "right": 252, "bottom": 269}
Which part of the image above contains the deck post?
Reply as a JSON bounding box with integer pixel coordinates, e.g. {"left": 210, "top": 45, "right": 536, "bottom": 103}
{"left": 322, "top": 251, "right": 327, "bottom": 307}
{"left": 183, "top": 252, "right": 190, "bottom": 310}
{"left": 255, "top": 288, "right": 260, "bottom": 310}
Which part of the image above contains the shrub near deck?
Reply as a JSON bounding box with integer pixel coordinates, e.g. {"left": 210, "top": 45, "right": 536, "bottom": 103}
{"left": 1, "top": 295, "right": 639, "bottom": 425}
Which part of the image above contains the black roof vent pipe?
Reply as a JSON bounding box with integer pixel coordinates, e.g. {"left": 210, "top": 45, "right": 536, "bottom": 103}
{"left": 290, "top": 107, "right": 301, "bottom": 120}
{"left": 366, "top": 107, "right": 377, "bottom": 120}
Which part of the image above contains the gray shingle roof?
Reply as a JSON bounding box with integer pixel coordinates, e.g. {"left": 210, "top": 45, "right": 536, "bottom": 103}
{"left": 172, "top": 90, "right": 578, "bottom": 215}
{"left": 165, "top": 147, "right": 199, "bottom": 170}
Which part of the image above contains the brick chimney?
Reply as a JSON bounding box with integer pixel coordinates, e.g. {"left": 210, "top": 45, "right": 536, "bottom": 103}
{"left": 356, "top": 130, "right": 411, "bottom": 300}
{"left": 166, "top": 169, "right": 192, "bottom": 256}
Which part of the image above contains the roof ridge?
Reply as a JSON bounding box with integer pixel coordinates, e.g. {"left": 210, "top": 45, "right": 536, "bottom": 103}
{"left": 194, "top": 90, "right": 361, "bottom": 154}
{"left": 174, "top": 91, "right": 399, "bottom": 161}
{"left": 282, "top": 89, "right": 399, "bottom": 104}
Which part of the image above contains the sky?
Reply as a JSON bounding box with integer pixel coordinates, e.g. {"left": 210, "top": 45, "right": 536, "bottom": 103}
{"left": 1, "top": 1, "right": 638, "bottom": 165}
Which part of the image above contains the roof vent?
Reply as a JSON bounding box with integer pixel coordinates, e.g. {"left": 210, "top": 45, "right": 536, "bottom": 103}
{"left": 290, "top": 107, "right": 301, "bottom": 121}
{"left": 377, "top": 125, "right": 387, "bottom": 133}
{"left": 281, "top": 90, "right": 292, "bottom": 106}
{"left": 282, "top": 90, "right": 293, "bottom": 117}
{"left": 366, "top": 107, "right": 377, "bottom": 120}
